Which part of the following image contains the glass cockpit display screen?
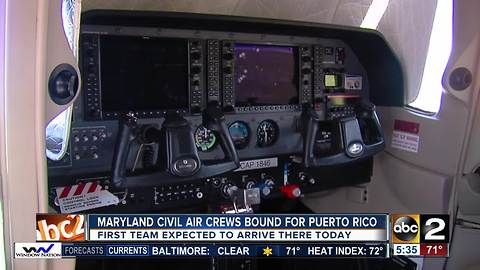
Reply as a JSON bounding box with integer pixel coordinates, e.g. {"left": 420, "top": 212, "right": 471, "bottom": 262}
{"left": 234, "top": 44, "right": 299, "bottom": 106}
{"left": 99, "top": 35, "right": 189, "bottom": 112}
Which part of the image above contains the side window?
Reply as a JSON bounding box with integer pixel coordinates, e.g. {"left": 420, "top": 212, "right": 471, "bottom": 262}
{"left": 408, "top": 0, "right": 452, "bottom": 113}
{"left": 361, "top": 0, "right": 452, "bottom": 113}
{"left": 46, "top": 0, "right": 81, "bottom": 160}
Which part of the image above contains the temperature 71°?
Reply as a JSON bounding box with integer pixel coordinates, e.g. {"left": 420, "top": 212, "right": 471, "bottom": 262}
{"left": 286, "top": 246, "right": 301, "bottom": 256}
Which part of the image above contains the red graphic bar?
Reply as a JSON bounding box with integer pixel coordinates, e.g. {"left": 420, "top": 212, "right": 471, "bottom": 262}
{"left": 420, "top": 243, "right": 448, "bottom": 256}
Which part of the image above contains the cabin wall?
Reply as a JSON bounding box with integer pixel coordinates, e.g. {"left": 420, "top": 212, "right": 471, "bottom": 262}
{"left": 81, "top": 0, "right": 372, "bottom": 26}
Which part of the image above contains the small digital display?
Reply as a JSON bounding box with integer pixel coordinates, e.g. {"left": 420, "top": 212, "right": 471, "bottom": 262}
{"left": 324, "top": 74, "right": 338, "bottom": 87}
{"left": 234, "top": 44, "right": 299, "bottom": 106}
{"left": 100, "top": 35, "right": 189, "bottom": 112}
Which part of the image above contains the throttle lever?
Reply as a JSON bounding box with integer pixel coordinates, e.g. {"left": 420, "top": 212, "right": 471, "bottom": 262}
{"left": 223, "top": 185, "right": 260, "bottom": 213}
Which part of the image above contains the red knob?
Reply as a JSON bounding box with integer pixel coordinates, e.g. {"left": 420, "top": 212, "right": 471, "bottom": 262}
{"left": 280, "top": 184, "right": 302, "bottom": 199}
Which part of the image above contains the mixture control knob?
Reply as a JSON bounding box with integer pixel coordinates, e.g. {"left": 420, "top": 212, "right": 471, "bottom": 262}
{"left": 259, "top": 184, "right": 271, "bottom": 197}
{"left": 280, "top": 184, "right": 302, "bottom": 199}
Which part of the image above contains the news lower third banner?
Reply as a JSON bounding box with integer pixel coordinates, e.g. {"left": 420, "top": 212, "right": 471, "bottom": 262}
{"left": 23, "top": 214, "right": 391, "bottom": 259}
{"left": 24, "top": 213, "right": 452, "bottom": 258}
{"left": 87, "top": 214, "right": 388, "bottom": 242}
{"left": 15, "top": 242, "right": 389, "bottom": 258}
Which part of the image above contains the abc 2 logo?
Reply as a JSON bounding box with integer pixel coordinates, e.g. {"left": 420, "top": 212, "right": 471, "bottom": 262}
{"left": 36, "top": 214, "right": 85, "bottom": 241}
{"left": 391, "top": 214, "right": 449, "bottom": 244}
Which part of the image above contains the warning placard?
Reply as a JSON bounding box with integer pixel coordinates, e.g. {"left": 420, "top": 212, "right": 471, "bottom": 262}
{"left": 391, "top": 119, "right": 420, "bottom": 153}
{"left": 55, "top": 183, "right": 119, "bottom": 213}
{"left": 391, "top": 130, "right": 419, "bottom": 153}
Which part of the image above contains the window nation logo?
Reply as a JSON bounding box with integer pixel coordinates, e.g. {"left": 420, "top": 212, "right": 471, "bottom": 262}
{"left": 14, "top": 243, "right": 62, "bottom": 259}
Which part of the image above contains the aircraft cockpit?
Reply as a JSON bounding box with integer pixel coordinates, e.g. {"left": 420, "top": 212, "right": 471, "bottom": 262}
{"left": 47, "top": 11, "right": 401, "bottom": 216}
{"left": 6, "top": 1, "right": 480, "bottom": 270}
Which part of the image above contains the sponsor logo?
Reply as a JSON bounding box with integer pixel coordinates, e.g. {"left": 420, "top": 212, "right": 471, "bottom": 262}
{"left": 14, "top": 243, "right": 62, "bottom": 259}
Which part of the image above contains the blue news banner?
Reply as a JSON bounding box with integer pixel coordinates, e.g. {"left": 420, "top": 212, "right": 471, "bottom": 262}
{"left": 87, "top": 214, "right": 388, "bottom": 242}
{"left": 61, "top": 243, "right": 389, "bottom": 258}
{"left": 62, "top": 214, "right": 389, "bottom": 258}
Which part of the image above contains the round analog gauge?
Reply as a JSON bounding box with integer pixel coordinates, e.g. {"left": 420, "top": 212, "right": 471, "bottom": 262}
{"left": 194, "top": 126, "right": 216, "bottom": 151}
{"left": 228, "top": 121, "right": 250, "bottom": 149}
{"left": 257, "top": 120, "right": 279, "bottom": 147}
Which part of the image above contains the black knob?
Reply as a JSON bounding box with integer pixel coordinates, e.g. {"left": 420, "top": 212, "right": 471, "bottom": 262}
{"left": 223, "top": 66, "right": 233, "bottom": 74}
{"left": 223, "top": 53, "right": 234, "bottom": 61}
{"left": 191, "top": 52, "right": 201, "bottom": 60}
{"left": 191, "top": 41, "right": 200, "bottom": 47}
{"left": 88, "top": 65, "right": 97, "bottom": 74}
{"left": 88, "top": 108, "right": 98, "bottom": 117}
{"left": 191, "top": 66, "right": 202, "bottom": 74}
{"left": 302, "top": 56, "right": 311, "bottom": 62}
{"left": 191, "top": 106, "right": 201, "bottom": 114}
{"left": 223, "top": 105, "right": 235, "bottom": 112}
{"left": 302, "top": 68, "right": 311, "bottom": 75}
{"left": 86, "top": 49, "right": 95, "bottom": 57}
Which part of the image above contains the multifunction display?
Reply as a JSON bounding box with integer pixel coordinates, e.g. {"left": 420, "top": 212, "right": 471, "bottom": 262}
{"left": 234, "top": 44, "right": 299, "bottom": 107}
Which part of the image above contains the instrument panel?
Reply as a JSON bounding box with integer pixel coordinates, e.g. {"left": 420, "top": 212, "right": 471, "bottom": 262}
{"left": 80, "top": 25, "right": 368, "bottom": 121}
{"left": 46, "top": 11, "right": 403, "bottom": 214}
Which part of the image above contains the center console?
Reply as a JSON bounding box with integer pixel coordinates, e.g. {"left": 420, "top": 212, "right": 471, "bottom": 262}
{"left": 47, "top": 11, "right": 404, "bottom": 214}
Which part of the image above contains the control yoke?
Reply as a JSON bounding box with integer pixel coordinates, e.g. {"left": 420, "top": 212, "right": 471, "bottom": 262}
{"left": 301, "top": 102, "right": 384, "bottom": 167}
{"left": 112, "top": 103, "right": 240, "bottom": 188}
